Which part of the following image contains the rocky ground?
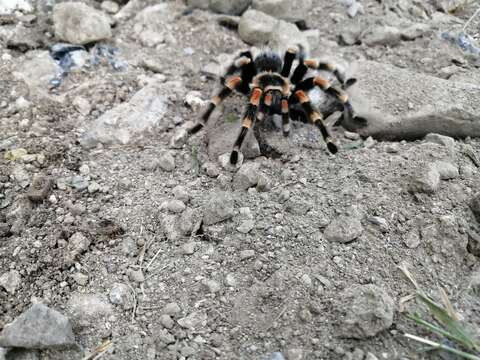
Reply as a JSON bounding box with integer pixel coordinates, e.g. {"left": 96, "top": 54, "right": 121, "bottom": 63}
{"left": 1, "top": 0, "right": 480, "bottom": 359}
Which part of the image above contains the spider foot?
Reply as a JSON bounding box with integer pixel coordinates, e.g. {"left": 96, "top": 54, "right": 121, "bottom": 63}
{"left": 327, "top": 140, "right": 338, "bottom": 154}
{"left": 188, "top": 123, "right": 204, "bottom": 135}
{"left": 230, "top": 150, "right": 239, "bottom": 165}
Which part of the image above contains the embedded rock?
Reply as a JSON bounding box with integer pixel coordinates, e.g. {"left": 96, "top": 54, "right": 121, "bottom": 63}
{"left": 342, "top": 61, "right": 480, "bottom": 141}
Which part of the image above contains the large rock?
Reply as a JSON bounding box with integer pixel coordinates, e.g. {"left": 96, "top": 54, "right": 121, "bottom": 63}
{"left": 207, "top": 118, "right": 260, "bottom": 161}
{"left": 79, "top": 81, "right": 168, "bottom": 147}
{"left": 53, "top": 2, "right": 112, "bottom": 45}
{"left": 324, "top": 216, "right": 363, "bottom": 243}
{"left": 238, "top": 9, "right": 309, "bottom": 52}
{"left": 209, "top": 0, "right": 251, "bottom": 15}
{"left": 14, "top": 51, "right": 61, "bottom": 100}
{"left": 202, "top": 191, "right": 235, "bottom": 225}
{"left": 251, "top": 0, "right": 312, "bottom": 21}
{"left": 238, "top": 9, "right": 278, "bottom": 45}
{"left": 342, "top": 61, "right": 480, "bottom": 140}
{"left": 0, "top": 304, "right": 75, "bottom": 349}
{"left": 338, "top": 285, "right": 394, "bottom": 339}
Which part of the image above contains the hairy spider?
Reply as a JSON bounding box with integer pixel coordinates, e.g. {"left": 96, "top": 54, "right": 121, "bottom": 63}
{"left": 189, "top": 47, "right": 360, "bottom": 165}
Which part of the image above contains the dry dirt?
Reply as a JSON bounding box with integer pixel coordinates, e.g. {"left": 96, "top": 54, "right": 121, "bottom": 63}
{"left": 1, "top": 0, "right": 480, "bottom": 359}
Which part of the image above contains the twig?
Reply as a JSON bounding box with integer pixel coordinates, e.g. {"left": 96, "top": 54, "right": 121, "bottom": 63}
{"left": 81, "top": 340, "right": 113, "bottom": 360}
{"left": 126, "top": 283, "right": 137, "bottom": 323}
{"left": 145, "top": 247, "right": 163, "bottom": 272}
{"left": 463, "top": 6, "right": 480, "bottom": 35}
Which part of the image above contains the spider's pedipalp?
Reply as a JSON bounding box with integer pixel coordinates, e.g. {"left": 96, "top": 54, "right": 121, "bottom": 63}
{"left": 188, "top": 76, "right": 242, "bottom": 135}
{"left": 294, "top": 90, "right": 338, "bottom": 154}
{"left": 230, "top": 87, "right": 263, "bottom": 164}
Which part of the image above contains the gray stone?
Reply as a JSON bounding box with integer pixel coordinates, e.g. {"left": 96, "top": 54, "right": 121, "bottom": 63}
{"left": 324, "top": 216, "right": 363, "bottom": 243}
{"left": 109, "top": 283, "right": 134, "bottom": 309}
{"left": 285, "top": 348, "right": 303, "bottom": 360}
{"left": 14, "top": 51, "right": 61, "bottom": 100}
{"left": 6, "top": 24, "right": 43, "bottom": 51}
{"left": 180, "top": 242, "right": 196, "bottom": 255}
{"left": 159, "top": 314, "right": 174, "bottom": 329}
{"left": 0, "top": 304, "right": 75, "bottom": 349}
{"left": 67, "top": 293, "right": 113, "bottom": 323}
{"left": 470, "top": 194, "right": 480, "bottom": 223}
{"left": 177, "top": 311, "right": 207, "bottom": 330}
{"left": 101, "top": 0, "right": 120, "bottom": 14}
{"left": 207, "top": 118, "right": 260, "bottom": 161}
{"left": 469, "top": 271, "right": 480, "bottom": 296}
{"left": 432, "top": 0, "right": 465, "bottom": 12}
{"left": 237, "top": 219, "right": 254, "bottom": 233}
{"left": 26, "top": 175, "right": 52, "bottom": 202}
{"left": 268, "top": 353, "right": 286, "bottom": 360}
{"left": 240, "top": 249, "right": 255, "bottom": 260}
{"left": 6, "top": 197, "right": 32, "bottom": 235}
{"left": 128, "top": 269, "right": 145, "bottom": 283}
{"left": 338, "top": 285, "right": 394, "bottom": 339}
{"left": 172, "top": 185, "right": 191, "bottom": 203}
{"left": 65, "top": 232, "right": 90, "bottom": 266}
{"left": 53, "top": 2, "right": 111, "bottom": 45}
{"left": 365, "top": 353, "right": 379, "bottom": 360}
{"left": 424, "top": 133, "right": 455, "bottom": 151}
{"left": 169, "top": 128, "right": 188, "bottom": 149}
{"left": 238, "top": 9, "right": 278, "bottom": 45}
{"left": 251, "top": 0, "right": 312, "bottom": 21}
{"left": 233, "top": 162, "right": 260, "bottom": 190}
{"left": 156, "top": 329, "right": 175, "bottom": 345}
{"left": 165, "top": 199, "right": 186, "bottom": 213}
{"left": 404, "top": 230, "right": 421, "bottom": 249}
{"left": 268, "top": 19, "right": 309, "bottom": 54}
{"left": 409, "top": 165, "right": 441, "bottom": 194}
{"left": 0, "top": 270, "right": 21, "bottom": 295}
{"left": 342, "top": 61, "right": 480, "bottom": 141}
{"left": 80, "top": 82, "right": 168, "bottom": 147}
{"left": 163, "top": 302, "right": 181, "bottom": 315}
{"left": 362, "top": 26, "right": 402, "bottom": 47}
{"left": 209, "top": 0, "right": 251, "bottom": 15}
{"left": 203, "top": 279, "right": 221, "bottom": 293}
{"left": 433, "top": 161, "right": 459, "bottom": 180}
{"left": 202, "top": 191, "right": 235, "bottom": 225}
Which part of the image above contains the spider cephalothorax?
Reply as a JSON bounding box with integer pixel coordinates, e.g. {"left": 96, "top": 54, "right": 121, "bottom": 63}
{"left": 189, "top": 47, "right": 361, "bottom": 165}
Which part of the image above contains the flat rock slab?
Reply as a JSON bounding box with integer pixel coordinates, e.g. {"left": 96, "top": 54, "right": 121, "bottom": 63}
{"left": 342, "top": 60, "right": 480, "bottom": 141}
{"left": 0, "top": 303, "right": 75, "bottom": 349}
{"left": 79, "top": 81, "right": 168, "bottom": 148}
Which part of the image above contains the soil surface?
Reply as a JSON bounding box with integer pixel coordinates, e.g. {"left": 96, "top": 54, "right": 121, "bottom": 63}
{"left": 1, "top": 0, "right": 480, "bottom": 359}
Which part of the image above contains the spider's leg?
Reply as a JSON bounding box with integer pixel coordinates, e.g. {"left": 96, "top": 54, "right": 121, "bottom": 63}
{"left": 189, "top": 76, "right": 242, "bottom": 134}
{"left": 281, "top": 96, "right": 291, "bottom": 137}
{"left": 290, "top": 59, "right": 308, "bottom": 85}
{"left": 294, "top": 90, "right": 338, "bottom": 154}
{"left": 281, "top": 48, "right": 297, "bottom": 78}
{"left": 294, "top": 76, "right": 356, "bottom": 121}
{"left": 304, "top": 59, "right": 346, "bottom": 85}
{"left": 230, "top": 87, "right": 263, "bottom": 165}
{"left": 220, "top": 51, "right": 253, "bottom": 83}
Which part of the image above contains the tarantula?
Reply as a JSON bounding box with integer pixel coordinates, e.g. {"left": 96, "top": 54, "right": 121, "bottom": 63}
{"left": 189, "top": 47, "right": 360, "bottom": 164}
